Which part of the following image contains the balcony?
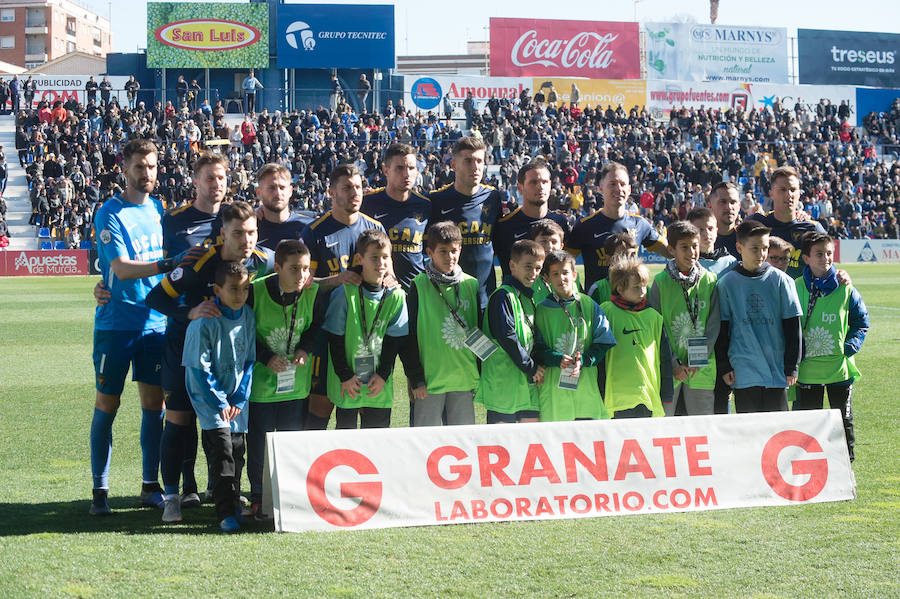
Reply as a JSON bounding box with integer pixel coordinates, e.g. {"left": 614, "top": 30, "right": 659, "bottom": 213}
{"left": 25, "top": 52, "right": 47, "bottom": 62}
{"left": 25, "top": 26, "right": 48, "bottom": 35}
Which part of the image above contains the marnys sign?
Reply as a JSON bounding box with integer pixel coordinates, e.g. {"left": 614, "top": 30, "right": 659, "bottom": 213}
{"left": 263, "top": 411, "right": 855, "bottom": 532}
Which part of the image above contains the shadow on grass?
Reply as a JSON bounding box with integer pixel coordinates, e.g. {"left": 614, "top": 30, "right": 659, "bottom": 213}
{"left": 0, "top": 497, "right": 276, "bottom": 536}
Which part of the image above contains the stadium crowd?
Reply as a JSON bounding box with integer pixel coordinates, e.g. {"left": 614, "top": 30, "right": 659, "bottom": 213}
{"left": 6, "top": 79, "right": 900, "bottom": 245}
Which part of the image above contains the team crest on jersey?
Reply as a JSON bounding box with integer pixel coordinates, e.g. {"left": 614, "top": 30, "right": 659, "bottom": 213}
{"left": 99, "top": 229, "right": 112, "bottom": 244}
{"left": 266, "top": 322, "right": 305, "bottom": 357}
{"left": 671, "top": 312, "right": 704, "bottom": 350}
{"left": 170, "top": 267, "right": 184, "bottom": 281}
{"left": 804, "top": 326, "right": 836, "bottom": 358}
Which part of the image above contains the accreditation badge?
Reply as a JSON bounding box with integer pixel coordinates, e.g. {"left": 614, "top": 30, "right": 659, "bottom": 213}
{"left": 276, "top": 365, "right": 296, "bottom": 394}
{"left": 464, "top": 328, "right": 497, "bottom": 361}
{"left": 687, "top": 337, "right": 709, "bottom": 368}
{"left": 354, "top": 354, "right": 376, "bottom": 384}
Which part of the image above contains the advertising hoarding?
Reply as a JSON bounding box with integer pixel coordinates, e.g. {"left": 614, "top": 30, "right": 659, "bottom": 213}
{"left": 490, "top": 18, "right": 640, "bottom": 79}
{"left": 147, "top": 2, "right": 269, "bottom": 68}
{"left": 798, "top": 29, "right": 899, "bottom": 87}
{"left": 855, "top": 86, "right": 900, "bottom": 126}
{"left": 533, "top": 77, "right": 646, "bottom": 109}
{"left": 17, "top": 76, "right": 131, "bottom": 110}
{"left": 276, "top": 4, "right": 395, "bottom": 69}
{"left": 0, "top": 250, "right": 90, "bottom": 276}
{"left": 405, "top": 75, "right": 530, "bottom": 117}
{"left": 264, "top": 412, "right": 854, "bottom": 532}
{"left": 646, "top": 81, "right": 856, "bottom": 120}
{"left": 645, "top": 22, "right": 788, "bottom": 84}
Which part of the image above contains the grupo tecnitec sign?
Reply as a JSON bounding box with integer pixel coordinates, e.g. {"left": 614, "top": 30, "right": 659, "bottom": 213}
{"left": 276, "top": 4, "right": 395, "bottom": 69}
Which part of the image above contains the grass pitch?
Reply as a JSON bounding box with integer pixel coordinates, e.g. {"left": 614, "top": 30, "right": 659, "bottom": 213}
{"left": 0, "top": 265, "right": 898, "bottom": 598}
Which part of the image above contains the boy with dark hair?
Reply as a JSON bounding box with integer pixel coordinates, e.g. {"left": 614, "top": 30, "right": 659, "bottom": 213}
{"left": 688, "top": 206, "right": 737, "bottom": 276}
{"left": 588, "top": 233, "right": 638, "bottom": 305}
{"left": 405, "top": 221, "right": 480, "bottom": 426}
{"left": 530, "top": 218, "right": 570, "bottom": 303}
{"left": 767, "top": 236, "right": 793, "bottom": 272}
{"left": 794, "top": 232, "right": 869, "bottom": 461}
{"left": 245, "top": 239, "right": 324, "bottom": 517}
{"left": 535, "top": 250, "right": 616, "bottom": 421}
{"left": 323, "top": 229, "right": 408, "bottom": 429}
{"left": 716, "top": 220, "right": 803, "bottom": 413}
{"left": 476, "top": 240, "right": 546, "bottom": 423}
{"left": 601, "top": 257, "right": 674, "bottom": 418}
{"left": 649, "top": 221, "right": 721, "bottom": 416}
{"left": 182, "top": 261, "right": 255, "bottom": 532}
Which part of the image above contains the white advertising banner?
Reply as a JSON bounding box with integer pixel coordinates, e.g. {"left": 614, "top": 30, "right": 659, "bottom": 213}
{"left": 645, "top": 23, "right": 789, "bottom": 84}
{"left": 22, "top": 76, "right": 133, "bottom": 110}
{"left": 405, "top": 75, "right": 531, "bottom": 118}
{"left": 837, "top": 239, "right": 900, "bottom": 263}
{"left": 264, "top": 411, "right": 855, "bottom": 533}
{"left": 647, "top": 81, "right": 857, "bottom": 120}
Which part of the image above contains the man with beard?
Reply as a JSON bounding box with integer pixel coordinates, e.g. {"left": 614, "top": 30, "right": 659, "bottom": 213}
{"left": 146, "top": 200, "right": 274, "bottom": 524}
{"left": 709, "top": 181, "right": 741, "bottom": 258}
{"left": 255, "top": 163, "right": 315, "bottom": 250}
{"left": 429, "top": 137, "right": 502, "bottom": 310}
{"left": 566, "top": 162, "right": 670, "bottom": 290}
{"left": 162, "top": 152, "right": 226, "bottom": 260}
{"left": 89, "top": 139, "right": 175, "bottom": 516}
{"left": 493, "top": 160, "right": 570, "bottom": 278}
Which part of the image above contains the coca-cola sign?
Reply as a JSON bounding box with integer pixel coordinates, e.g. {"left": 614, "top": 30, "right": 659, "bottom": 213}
{"left": 490, "top": 18, "right": 640, "bottom": 78}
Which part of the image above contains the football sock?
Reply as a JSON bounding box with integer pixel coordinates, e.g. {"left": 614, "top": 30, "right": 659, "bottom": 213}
{"left": 160, "top": 421, "right": 186, "bottom": 497}
{"left": 181, "top": 416, "right": 199, "bottom": 494}
{"left": 140, "top": 408, "right": 163, "bottom": 484}
{"left": 90, "top": 408, "right": 116, "bottom": 489}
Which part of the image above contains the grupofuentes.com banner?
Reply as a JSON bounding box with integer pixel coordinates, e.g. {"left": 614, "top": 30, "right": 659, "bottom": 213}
{"left": 264, "top": 411, "right": 854, "bottom": 532}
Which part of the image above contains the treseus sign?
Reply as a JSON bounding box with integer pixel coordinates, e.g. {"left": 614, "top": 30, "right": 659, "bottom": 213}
{"left": 490, "top": 18, "right": 640, "bottom": 79}
{"left": 798, "top": 29, "right": 899, "bottom": 87}
{"left": 276, "top": 4, "right": 395, "bottom": 69}
{"left": 263, "top": 411, "right": 855, "bottom": 532}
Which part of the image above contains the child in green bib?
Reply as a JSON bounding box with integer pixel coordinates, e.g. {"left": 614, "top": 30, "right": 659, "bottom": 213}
{"left": 405, "top": 221, "right": 479, "bottom": 426}
{"left": 246, "top": 239, "right": 323, "bottom": 518}
{"left": 587, "top": 233, "right": 637, "bottom": 306}
{"left": 793, "top": 232, "right": 869, "bottom": 461}
{"left": 648, "top": 221, "right": 721, "bottom": 416}
{"left": 535, "top": 251, "right": 616, "bottom": 421}
{"left": 531, "top": 218, "right": 583, "bottom": 304}
{"left": 323, "top": 229, "right": 408, "bottom": 429}
{"left": 601, "top": 256, "right": 674, "bottom": 418}
{"left": 476, "top": 240, "right": 545, "bottom": 423}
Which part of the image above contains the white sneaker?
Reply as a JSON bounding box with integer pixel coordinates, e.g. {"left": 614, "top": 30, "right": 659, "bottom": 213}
{"left": 162, "top": 496, "right": 182, "bottom": 523}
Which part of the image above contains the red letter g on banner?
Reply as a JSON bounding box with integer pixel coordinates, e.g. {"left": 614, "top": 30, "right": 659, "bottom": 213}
{"left": 307, "top": 449, "right": 382, "bottom": 527}
{"left": 761, "top": 431, "right": 828, "bottom": 502}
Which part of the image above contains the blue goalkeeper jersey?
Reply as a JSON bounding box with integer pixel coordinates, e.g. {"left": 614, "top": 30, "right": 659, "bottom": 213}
{"left": 93, "top": 193, "right": 166, "bottom": 332}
